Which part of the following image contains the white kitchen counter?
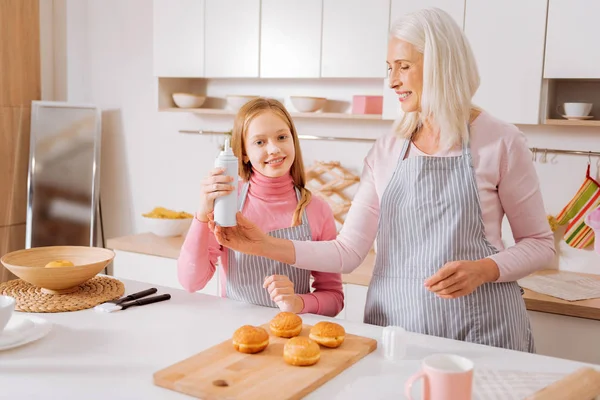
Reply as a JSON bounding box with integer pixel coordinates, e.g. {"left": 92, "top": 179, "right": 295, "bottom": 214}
{"left": 1, "top": 278, "right": 598, "bottom": 400}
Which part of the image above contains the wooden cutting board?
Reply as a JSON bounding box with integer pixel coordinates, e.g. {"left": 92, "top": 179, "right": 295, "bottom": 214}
{"left": 153, "top": 323, "right": 378, "bottom": 400}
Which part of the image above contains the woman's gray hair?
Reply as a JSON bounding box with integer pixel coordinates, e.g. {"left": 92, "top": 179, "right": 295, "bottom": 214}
{"left": 390, "top": 7, "right": 480, "bottom": 150}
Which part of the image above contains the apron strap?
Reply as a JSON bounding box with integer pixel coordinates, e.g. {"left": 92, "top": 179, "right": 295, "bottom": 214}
{"left": 462, "top": 124, "right": 473, "bottom": 168}
{"left": 238, "top": 182, "right": 250, "bottom": 211}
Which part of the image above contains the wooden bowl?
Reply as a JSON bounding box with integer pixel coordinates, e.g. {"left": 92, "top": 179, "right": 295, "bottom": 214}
{"left": 1, "top": 246, "right": 115, "bottom": 294}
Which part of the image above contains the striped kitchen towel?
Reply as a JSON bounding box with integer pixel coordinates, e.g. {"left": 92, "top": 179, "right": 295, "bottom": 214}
{"left": 555, "top": 164, "right": 600, "bottom": 249}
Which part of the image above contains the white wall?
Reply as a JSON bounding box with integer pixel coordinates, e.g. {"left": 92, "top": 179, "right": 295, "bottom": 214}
{"left": 48, "top": 0, "right": 600, "bottom": 274}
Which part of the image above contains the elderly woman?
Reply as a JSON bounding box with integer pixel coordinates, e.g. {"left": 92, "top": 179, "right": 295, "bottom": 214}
{"left": 208, "top": 8, "right": 555, "bottom": 352}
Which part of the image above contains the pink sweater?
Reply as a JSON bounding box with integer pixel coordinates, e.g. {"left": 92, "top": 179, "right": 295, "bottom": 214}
{"left": 177, "top": 171, "right": 344, "bottom": 317}
{"left": 293, "top": 111, "right": 556, "bottom": 282}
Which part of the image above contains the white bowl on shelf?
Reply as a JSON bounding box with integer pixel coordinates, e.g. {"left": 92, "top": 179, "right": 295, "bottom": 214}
{"left": 143, "top": 217, "right": 193, "bottom": 237}
{"left": 290, "top": 96, "right": 327, "bottom": 113}
{"left": 227, "top": 95, "right": 259, "bottom": 111}
{"left": 172, "top": 93, "right": 206, "bottom": 109}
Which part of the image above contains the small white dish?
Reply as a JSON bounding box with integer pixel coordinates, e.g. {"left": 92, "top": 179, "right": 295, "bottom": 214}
{"left": 562, "top": 115, "right": 594, "bottom": 120}
{"left": 172, "top": 93, "right": 206, "bottom": 109}
{"left": 290, "top": 96, "right": 326, "bottom": 113}
{"left": 0, "top": 314, "right": 52, "bottom": 351}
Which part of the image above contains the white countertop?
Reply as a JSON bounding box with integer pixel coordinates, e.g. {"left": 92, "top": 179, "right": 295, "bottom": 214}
{"left": 1, "top": 278, "right": 598, "bottom": 400}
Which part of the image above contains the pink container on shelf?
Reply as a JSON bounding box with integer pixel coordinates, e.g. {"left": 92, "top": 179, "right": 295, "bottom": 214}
{"left": 585, "top": 207, "right": 600, "bottom": 254}
{"left": 352, "top": 95, "right": 383, "bottom": 115}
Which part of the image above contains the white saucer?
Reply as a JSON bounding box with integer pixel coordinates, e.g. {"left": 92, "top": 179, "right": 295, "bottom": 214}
{"left": 0, "top": 314, "right": 52, "bottom": 351}
{"left": 562, "top": 115, "right": 594, "bottom": 120}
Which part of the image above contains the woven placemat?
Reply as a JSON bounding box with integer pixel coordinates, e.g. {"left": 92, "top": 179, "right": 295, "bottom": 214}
{"left": 0, "top": 275, "right": 125, "bottom": 313}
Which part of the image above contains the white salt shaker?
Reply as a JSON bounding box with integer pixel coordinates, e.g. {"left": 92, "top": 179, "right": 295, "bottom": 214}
{"left": 382, "top": 325, "right": 407, "bottom": 362}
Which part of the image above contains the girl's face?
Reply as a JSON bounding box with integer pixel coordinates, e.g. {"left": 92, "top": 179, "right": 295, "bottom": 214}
{"left": 386, "top": 37, "right": 424, "bottom": 113}
{"left": 243, "top": 111, "right": 295, "bottom": 178}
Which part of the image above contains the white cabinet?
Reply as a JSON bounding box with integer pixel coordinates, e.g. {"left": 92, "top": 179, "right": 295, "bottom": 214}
{"left": 344, "top": 284, "right": 369, "bottom": 323}
{"left": 204, "top": 0, "right": 260, "bottom": 78}
{"left": 111, "top": 250, "right": 219, "bottom": 297}
{"left": 544, "top": 0, "right": 600, "bottom": 78}
{"left": 382, "top": 0, "right": 465, "bottom": 120}
{"left": 321, "top": 0, "right": 390, "bottom": 78}
{"left": 465, "top": 0, "right": 548, "bottom": 124}
{"left": 260, "top": 0, "right": 322, "bottom": 78}
{"left": 528, "top": 311, "right": 600, "bottom": 364}
{"left": 389, "top": 0, "right": 464, "bottom": 28}
{"left": 153, "top": 0, "right": 205, "bottom": 77}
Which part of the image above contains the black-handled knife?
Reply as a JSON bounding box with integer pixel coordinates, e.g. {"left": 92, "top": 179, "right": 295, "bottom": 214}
{"left": 115, "top": 288, "right": 158, "bottom": 305}
{"left": 119, "top": 294, "right": 171, "bottom": 311}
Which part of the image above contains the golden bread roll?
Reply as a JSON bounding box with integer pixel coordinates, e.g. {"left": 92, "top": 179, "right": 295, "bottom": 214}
{"left": 269, "top": 312, "right": 302, "bottom": 338}
{"left": 283, "top": 336, "right": 321, "bottom": 366}
{"left": 44, "top": 260, "right": 75, "bottom": 268}
{"left": 232, "top": 325, "right": 269, "bottom": 354}
{"left": 309, "top": 321, "right": 346, "bottom": 348}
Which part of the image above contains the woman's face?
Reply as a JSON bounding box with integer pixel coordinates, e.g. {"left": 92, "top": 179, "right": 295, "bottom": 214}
{"left": 243, "top": 111, "right": 295, "bottom": 178}
{"left": 386, "top": 37, "right": 424, "bottom": 113}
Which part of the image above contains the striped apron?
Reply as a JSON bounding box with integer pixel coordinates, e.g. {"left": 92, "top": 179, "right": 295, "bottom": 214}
{"left": 364, "top": 134, "right": 535, "bottom": 352}
{"left": 226, "top": 182, "right": 312, "bottom": 307}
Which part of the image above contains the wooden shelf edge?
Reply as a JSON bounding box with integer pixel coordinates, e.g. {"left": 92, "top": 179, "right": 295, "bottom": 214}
{"left": 524, "top": 297, "right": 600, "bottom": 321}
{"left": 544, "top": 118, "right": 600, "bottom": 127}
{"left": 158, "top": 107, "right": 386, "bottom": 120}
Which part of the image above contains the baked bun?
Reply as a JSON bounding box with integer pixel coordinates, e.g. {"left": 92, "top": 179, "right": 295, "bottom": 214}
{"left": 283, "top": 337, "right": 320, "bottom": 366}
{"left": 269, "top": 312, "right": 302, "bottom": 338}
{"left": 309, "top": 321, "right": 346, "bottom": 348}
{"left": 232, "top": 325, "right": 269, "bottom": 354}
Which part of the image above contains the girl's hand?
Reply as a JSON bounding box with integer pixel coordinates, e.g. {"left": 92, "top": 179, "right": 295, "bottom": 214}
{"left": 196, "top": 168, "right": 234, "bottom": 222}
{"left": 263, "top": 275, "right": 303, "bottom": 313}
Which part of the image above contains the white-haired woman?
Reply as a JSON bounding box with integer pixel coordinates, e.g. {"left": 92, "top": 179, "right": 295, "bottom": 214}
{"left": 208, "top": 7, "right": 555, "bottom": 352}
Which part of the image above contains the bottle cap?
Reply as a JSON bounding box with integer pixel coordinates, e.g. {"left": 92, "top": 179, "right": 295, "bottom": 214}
{"left": 221, "top": 138, "right": 234, "bottom": 156}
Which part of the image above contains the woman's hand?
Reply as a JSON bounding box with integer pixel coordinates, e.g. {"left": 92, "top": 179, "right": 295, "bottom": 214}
{"left": 263, "top": 275, "right": 303, "bottom": 313}
{"left": 424, "top": 259, "right": 500, "bottom": 299}
{"left": 196, "top": 168, "right": 235, "bottom": 222}
{"left": 208, "top": 212, "right": 268, "bottom": 256}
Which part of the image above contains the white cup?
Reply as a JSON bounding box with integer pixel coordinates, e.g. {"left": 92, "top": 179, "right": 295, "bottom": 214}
{"left": 558, "top": 102, "right": 593, "bottom": 117}
{"left": 382, "top": 325, "right": 407, "bottom": 362}
{"left": 0, "top": 295, "right": 16, "bottom": 333}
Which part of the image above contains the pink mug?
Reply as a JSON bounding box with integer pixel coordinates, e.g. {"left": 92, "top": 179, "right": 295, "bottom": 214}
{"left": 405, "top": 354, "right": 474, "bottom": 400}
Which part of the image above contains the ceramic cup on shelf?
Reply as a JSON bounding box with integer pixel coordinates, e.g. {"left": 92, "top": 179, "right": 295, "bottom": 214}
{"left": 557, "top": 102, "right": 593, "bottom": 117}
{"left": 382, "top": 325, "right": 407, "bottom": 362}
{"left": 405, "top": 353, "right": 474, "bottom": 400}
{"left": 0, "top": 295, "right": 16, "bottom": 333}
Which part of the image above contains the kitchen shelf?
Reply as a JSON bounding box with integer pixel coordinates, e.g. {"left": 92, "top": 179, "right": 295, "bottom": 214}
{"left": 544, "top": 119, "right": 600, "bottom": 127}
{"left": 158, "top": 107, "right": 384, "bottom": 120}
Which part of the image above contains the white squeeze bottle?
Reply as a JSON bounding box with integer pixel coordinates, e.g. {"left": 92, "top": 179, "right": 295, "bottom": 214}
{"left": 213, "top": 138, "right": 238, "bottom": 227}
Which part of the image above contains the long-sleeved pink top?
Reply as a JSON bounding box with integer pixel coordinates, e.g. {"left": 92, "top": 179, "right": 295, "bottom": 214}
{"left": 293, "top": 110, "right": 556, "bottom": 282}
{"left": 177, "top": 170, "right": 344, "bottom": 317}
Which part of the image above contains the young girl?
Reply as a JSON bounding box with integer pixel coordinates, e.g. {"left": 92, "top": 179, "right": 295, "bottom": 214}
{"left": 177, "top": 98, "right": 344, "bottom": 317}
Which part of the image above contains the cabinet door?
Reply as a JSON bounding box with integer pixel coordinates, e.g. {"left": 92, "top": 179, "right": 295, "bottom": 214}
{"left": 111, "top": 250, "right": 219, "bottom": 296}
{"left": 205, "top": 0, "right": 260, "bottom": 78}
{"left": 260, "top": 0, "right": 322, "bottom": 78}
{"left": 0, "top": 0, "right": 40, "bottom": 107}
{"left": 321, "top": 0, "right": 390, "bottom": 78}
{"left": 544, "top": 0, "right": 600, "bottom": 78}
{"left": 153, "top": 0, "right": 204, "bottom": 77}
{"left": 0, "top": 107, "right": 30, "bottom": 226}
{"left": 382, "top": 0, "right": 465, "bottom": 120}
{"left": 465, "top": 0, "right": 548, "bottom": 124}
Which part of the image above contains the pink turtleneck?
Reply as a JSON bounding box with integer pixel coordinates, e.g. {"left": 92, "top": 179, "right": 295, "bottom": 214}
{"left": 177, "top": 170, "right": 344, "bottom": 317}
